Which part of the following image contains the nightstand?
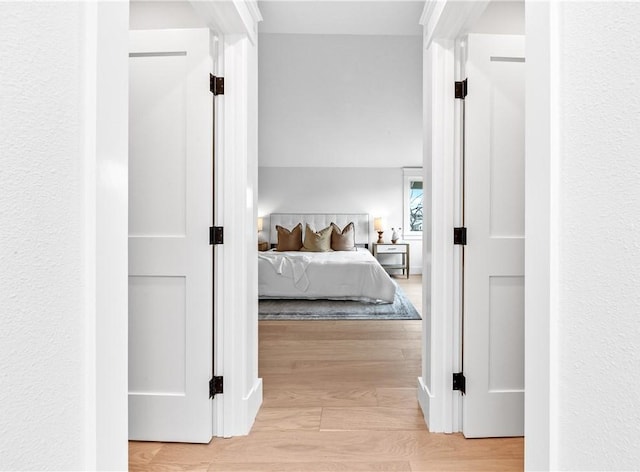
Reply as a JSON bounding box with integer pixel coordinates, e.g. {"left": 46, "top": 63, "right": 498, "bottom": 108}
{"left": 258, "top": 241, "right": 270, "bottom": 252}
{"left": 372, "top": 243, "right": 410, "bottom": 279}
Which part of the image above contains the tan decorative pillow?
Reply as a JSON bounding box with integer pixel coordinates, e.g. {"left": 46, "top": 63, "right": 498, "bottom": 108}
{"left": 330, "top": 222, "right": 356, "bottom": 251}
{"left": 301, "top": 224, "right": 333, "bottom": 252}
{"left": 275, "top": 223, "right": 303, "bottom": 251}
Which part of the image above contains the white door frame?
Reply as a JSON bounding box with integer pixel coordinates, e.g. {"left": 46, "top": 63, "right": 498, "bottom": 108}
{"left": 418, "top": 0, "right": 489, "bottom": 434}
{"left": 189, "top": 0, "right": 263, "bottom": 438}
{"left": 523, "top": 2, "right": 561, "bottom": 470}
{"left": 421, "top": 1, "right": 559, "bottom": 469}
{"left": 86, "top": 2, "right": 130, "bottom": 468}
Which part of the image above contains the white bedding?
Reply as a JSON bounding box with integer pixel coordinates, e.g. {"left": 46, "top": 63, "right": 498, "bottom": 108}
{"left": 258, "top": 248, "right": 396, "bottom": 303}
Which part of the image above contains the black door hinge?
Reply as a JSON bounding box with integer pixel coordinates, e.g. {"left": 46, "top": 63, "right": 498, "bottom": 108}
{"left": 209, "top": 376, "right": 224, "bottom": 398}
{"left": 455, "top": 78, "right": 468, "bottom": 99}
{"left": 453, "top": 372, "right": 466, "bottom": 395}
{"left": 210, "top": 74, "right": 224, "bottom": 95}
{"left": 210, "top": 226, "right": 224, "bottom": 245}
{"left": 454, "top": 227, "right": 467, "bottom": 245}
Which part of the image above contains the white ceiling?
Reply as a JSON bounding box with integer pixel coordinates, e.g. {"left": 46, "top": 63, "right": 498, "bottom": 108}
{"left": 257, "top": 1, "right": 425, "bottom": 36}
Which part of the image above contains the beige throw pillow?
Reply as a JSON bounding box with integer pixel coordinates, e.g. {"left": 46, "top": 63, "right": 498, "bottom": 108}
{"left": 330, "top": 222, "right": 356, "bottom": 251}
{"left": 301, "top": 224, "right": 333, "bottom": 252}
{"left": 276, "top": 223, "right": 303, "bottom": 251}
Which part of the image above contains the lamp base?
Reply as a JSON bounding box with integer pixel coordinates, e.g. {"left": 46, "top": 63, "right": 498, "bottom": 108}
{"left": 376, "top": 231, "right": 384, "bottom": 244}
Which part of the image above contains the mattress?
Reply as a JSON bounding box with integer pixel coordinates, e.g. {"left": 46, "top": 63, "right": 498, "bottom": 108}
{"left": 258, "top": 248, "right": 396, "bottom": 304}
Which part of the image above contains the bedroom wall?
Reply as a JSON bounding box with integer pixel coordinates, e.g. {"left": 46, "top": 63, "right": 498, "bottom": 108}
{"left": 259, "top": 167, "right": 423, "bottom": 274}
{"left": 259, "top": 33, "right": 422, "bottom": 168}
{"left": 258, "top": 33, "right": 423, "bottom": 273}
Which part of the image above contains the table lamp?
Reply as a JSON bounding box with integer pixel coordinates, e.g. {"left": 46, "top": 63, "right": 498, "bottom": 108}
{"left": 374, "top": 217, "right": 384, "bottom": 244}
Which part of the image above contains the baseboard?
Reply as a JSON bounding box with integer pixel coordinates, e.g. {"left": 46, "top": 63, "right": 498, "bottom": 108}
{"left": 417, "top": 376, "right": 432, "bottom": 430}
{"left": 234, "top": 377, "right": 263, "bottom": 436}
{"left": 244, "top": 377, "right": 263, "bottom": 433}
{"left": 217, "top": 377, "right": 263, "bottom": 437}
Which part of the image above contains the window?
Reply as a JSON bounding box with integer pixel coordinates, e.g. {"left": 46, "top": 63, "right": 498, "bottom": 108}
{"left": 403, "top": 168, "right": 423, "bottom": 239}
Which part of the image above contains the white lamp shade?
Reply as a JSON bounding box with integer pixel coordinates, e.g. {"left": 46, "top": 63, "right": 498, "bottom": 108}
{"left": 374, "top": 217, "right": 383, "bottom": 232}
{"left": 257, "top": 217, "right": 263, "bottom": 232}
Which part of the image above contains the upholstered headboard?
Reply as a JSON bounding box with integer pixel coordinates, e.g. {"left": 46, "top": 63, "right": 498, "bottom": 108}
{"left": 268, "top": 213, "right": 370, "bottom": 246}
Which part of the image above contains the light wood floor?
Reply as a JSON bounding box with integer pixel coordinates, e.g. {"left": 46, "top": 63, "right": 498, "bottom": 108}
{"left": 130, "top": 276, "right": 523, "bottom": 471}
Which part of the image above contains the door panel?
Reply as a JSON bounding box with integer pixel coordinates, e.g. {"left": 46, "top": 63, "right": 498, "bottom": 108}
{"left": 488, "top": 57, "right": 525, "bottom": 238}
{"left": 129, "top": 276, "right": 187, "bottom": 395}
{"left": 129, "top": 53, "right": 188, "bottom": 237}
{"left": 128, "top": 29, "right": 213, "bottom": 443}
{"left": 488, "top": 276, "right": 524, "bottom": 391}
{"left": 463, "top": 33, "right": 525, "bottom": 438}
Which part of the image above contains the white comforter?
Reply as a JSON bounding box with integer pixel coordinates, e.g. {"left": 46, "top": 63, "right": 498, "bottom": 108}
{"left": 258, "top": 248, "right": 396, "bottom": 303}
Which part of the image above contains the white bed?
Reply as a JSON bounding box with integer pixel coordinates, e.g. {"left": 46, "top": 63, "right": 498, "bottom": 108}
{"left": 258, "top": 213, "right": 397, "bottom": 303}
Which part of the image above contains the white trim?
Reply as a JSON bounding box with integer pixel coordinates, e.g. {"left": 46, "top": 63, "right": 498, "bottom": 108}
{"left": 190, "top": 0, "right": 262, "bottom": 45}
{"left": 423, "top": 38, "right": 457, "bottom": 433}
{"left": 243, "top": 378, "right": 264, "bottom": 434}
{"left": 183, "top": 2, "right": 262, "bottom": 439}
{"left": 417, "top": 376, "right": 432, "bottom": 427}
{"left": 420, "top": 22, "right": 432, "bottom": 436}
{"left": 420, "top": 0, "right": 489, "bottom": 49}
{"left": 212, "top": 30, "right": 226, "bottom": 439}
{"left": 451, "top": 36, "right": 466, "bottom": 434}
{"left": 218, "top": 32, "right": 262, "bottom": 438}
{"left": 89, "top": 1, "right": 129, "bottom": 469}
{"left": 420, "top": 0, "right": 493, "bottom": 435}
{"left": 431, "top": 40, "right": 459, "bottom": 433}
{"left": 524, "top": 2, "right": 561, "bottom": 469}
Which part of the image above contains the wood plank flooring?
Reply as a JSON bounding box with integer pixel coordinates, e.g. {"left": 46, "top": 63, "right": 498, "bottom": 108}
{"left": 130, "top": 275, "right": 523, "bottom": 471}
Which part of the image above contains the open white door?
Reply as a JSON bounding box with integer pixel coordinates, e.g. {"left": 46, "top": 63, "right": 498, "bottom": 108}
{"left": 463, "top": 33, "right": 525, "bottom": 438}
{"left": 128, "top": 29, "right": 214, "bottom": 443}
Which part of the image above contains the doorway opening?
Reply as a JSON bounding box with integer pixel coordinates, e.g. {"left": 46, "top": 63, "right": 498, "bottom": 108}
{"left": 254, "top": 16, "right": 426, "bottom": 436}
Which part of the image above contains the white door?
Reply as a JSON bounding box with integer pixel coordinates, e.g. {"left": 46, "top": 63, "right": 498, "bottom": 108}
{"left": 463, "top": 33, "right": 525, "bottom": 438}
{"left": 128, "top": 29, "right": 214, "bottom": 443}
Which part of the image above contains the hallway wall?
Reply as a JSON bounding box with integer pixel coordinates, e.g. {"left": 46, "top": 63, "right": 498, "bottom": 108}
{"left": 554, "top": 2, "right": 640, "bottom": 468}
{"left": 0, "top": 2, "right": 129, "bottom": 469}
{"left": 526, "top": 2, "right": 640, "bottom": 469}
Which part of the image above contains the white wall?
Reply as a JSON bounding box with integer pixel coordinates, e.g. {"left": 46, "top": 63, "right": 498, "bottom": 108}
{"left": 258, "top": 33, "right": 423, "bottom": 273}
{"left": 556, "top": 2, "right": 640, "bottom": 469}
{"left": 470, "top": 1, "right": 524, "bottom": 35}
{"left": 0, "top": 4, "right": 84, "bottom": 467}
{"left": 259, "top": 167, "right": 423, "bottom": 274}
{"left": 258, "top": 1, "right": 424, "bottom": 36}
{"left": 0, "top": 2, "right": 129, "bottom": 470}
{"left": 259, "top": 33, "right": 423, "bottom": 168}
{"left": 130, "top": 0, "right": 207, "bottom": 29}
{"left": 526, "top": 2, "right": 640, "bottom": 470}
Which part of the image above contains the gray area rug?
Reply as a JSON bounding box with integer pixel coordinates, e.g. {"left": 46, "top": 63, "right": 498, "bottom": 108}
{"left": 259, "top": 285, "right": 420, "bottom": 320}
